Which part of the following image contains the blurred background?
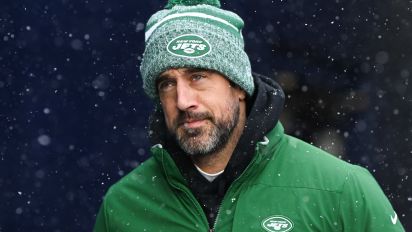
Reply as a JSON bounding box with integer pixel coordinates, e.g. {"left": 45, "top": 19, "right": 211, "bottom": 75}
{"left": 1, "top": 0, "right": 411, "bottom": 231}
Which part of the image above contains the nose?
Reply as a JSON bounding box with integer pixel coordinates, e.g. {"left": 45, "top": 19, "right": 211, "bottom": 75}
{"left": 176, "top": 81, "right": 197, "bottom": 111}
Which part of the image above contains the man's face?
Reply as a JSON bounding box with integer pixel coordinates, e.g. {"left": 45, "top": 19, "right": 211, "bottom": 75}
{"left": 157, "top": 68, "right": 246, "bottom": 157}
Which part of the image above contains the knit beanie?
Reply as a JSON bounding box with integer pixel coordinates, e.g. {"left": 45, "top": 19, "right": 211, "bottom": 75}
{"left": 140, "top": 0, "right": 254, "bottom": 98}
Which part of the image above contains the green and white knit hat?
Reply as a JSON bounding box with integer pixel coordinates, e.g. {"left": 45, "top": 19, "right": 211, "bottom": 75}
{"left": 140, "top": 0, "right": 254, "bottom": 98}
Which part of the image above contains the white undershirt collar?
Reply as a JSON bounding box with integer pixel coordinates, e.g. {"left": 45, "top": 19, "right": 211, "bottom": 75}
{"left": 194, "top": 164, "right": 224, "bottom": 182}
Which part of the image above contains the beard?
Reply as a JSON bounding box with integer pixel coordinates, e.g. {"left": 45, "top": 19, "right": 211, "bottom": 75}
{"left": 170, "top": 103, "right": 240, "bottom": 157}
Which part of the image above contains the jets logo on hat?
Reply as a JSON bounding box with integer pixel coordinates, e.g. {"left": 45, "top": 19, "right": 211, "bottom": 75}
{"left": 261, "top": 215, "right": 294, "bottom": 232}
{"left": 167, "top": 34, "right": 211, "bottom": 58}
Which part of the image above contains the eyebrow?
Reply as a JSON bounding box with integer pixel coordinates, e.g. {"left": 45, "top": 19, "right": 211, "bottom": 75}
{"left": 157, "top": 68, "right": 209, "bottom": 83}
{"left": 156, "top": 75, "right": 171, "bottom": 88}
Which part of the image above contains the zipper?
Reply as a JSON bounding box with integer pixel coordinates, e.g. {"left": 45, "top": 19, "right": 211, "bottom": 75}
{"left": 211, "top": 199, "right": 223, "bottom": 231}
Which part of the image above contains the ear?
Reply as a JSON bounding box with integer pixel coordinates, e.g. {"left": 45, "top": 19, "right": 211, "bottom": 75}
{"left": 238, "top": 89, "right": 246, "bottom": 101}
{"left": 228, "top": 81, "right": 247, "bottom": 101}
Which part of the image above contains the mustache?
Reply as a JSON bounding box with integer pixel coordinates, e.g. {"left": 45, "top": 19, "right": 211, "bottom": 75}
{"left": 175, "top": 111, "right": 213, "bottom": 126}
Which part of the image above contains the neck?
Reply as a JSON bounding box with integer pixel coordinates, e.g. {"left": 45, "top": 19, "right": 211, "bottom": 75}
{"left": 191, "top": 104, "right": 246, "bottom": 174}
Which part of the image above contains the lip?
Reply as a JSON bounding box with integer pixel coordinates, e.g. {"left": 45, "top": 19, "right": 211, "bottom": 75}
{"left": 182, "top": 119, "right": 207, "bottom": 128}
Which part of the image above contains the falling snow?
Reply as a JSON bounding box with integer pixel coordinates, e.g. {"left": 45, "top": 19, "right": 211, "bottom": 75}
{"left": 37, "top": 135, "right": 51, "bottom": 146}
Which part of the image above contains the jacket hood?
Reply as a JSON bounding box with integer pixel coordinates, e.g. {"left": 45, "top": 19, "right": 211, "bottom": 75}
{"left": 224, "top": 73, "right": 285, "bottom": 181}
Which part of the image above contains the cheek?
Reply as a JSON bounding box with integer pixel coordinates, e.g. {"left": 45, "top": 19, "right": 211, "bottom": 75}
{"left": 215, "top": 96, "right": 238, "bottom": 118}
{"left": 161, "top": 104, "right": 178, "bottom": 129}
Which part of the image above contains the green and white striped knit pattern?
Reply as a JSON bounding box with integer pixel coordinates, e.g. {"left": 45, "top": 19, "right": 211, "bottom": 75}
{"left": 140, "top": 0, "right": 254, "bottom": 98}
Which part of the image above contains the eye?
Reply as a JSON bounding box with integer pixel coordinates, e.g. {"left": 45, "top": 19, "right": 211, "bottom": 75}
{"left": 191, "top": 73, "right": 206, "bottom": 81}
{"left": 157, "top": 79, "right": 175, "bottom": 92}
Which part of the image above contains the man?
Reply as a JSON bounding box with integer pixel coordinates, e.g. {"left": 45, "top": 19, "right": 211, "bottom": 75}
{"left": 94, "top": 0, "right": 405, "bottom": 231}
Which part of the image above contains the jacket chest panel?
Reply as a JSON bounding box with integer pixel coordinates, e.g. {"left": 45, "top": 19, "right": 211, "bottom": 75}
{"left": 224, "top": 185, "right": 342, "bottom": 232}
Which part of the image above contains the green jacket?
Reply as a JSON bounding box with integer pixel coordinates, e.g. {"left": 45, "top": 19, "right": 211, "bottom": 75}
{"left": 94, "top": 123, "right": 405, "bottom": 231}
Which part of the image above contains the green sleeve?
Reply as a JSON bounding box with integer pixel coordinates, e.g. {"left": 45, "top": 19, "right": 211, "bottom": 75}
{"left": 338, "top": 166, "right": 405, "bottom": 231}
{"left": 93, "top": 200, "right": 109, "bottom": 232}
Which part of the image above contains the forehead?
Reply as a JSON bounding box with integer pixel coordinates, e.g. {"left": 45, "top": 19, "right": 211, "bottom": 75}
{"left": 156, "top": 68, "right": 242, "bottom": 91}
{"left": 159, "top": 68, "right": 217, "bottom": 78}
{"left": 156, "top": 68, "right": 231, "bottom": 88}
